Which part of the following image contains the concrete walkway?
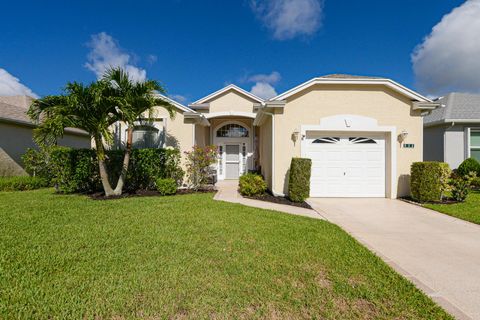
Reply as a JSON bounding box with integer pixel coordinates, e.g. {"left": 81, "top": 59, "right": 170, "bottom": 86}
{"left": 308, "top": 198, "right": 480, "bottom": 320}
{"left": 214, "top": 180, "right": 324, "bottom": 220}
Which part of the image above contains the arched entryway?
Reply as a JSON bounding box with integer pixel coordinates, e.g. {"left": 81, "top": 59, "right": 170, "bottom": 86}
{"left": 213, "top": 121, "right": 252, "bottom": 180}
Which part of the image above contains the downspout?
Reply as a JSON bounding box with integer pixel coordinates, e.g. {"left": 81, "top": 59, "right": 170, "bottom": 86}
{"left": 262, "top": 111, "right": 282, "bottom": 196}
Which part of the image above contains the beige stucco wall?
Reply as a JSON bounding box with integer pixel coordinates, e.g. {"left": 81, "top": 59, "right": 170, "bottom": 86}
{"left": 0, "top": 122, "right": 90, "bottom": 176}
{"left": 258, "top": 115, "right": 273, "bottom": 189}
{"left": 194, "top": 125, "right": 210, "bottom": 147}
{"left": 152, "top": 107, "right": 194, "bottom": 156}
{"left": 272, "top": 84, "right": 423, "bottom": 198}
{"left": 206, "top": 90, "right": 257, "bottom": 114}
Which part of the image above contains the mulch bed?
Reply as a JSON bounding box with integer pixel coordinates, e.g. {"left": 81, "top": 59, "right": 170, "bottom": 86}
{"left": 89, "top": 187, "right": 216, "bottom": 200}
{"left": 244, "top": 192, "right": 312, "bottom": 209}
{"left": 400, "top": 196, "right": 461, "bottom": 205}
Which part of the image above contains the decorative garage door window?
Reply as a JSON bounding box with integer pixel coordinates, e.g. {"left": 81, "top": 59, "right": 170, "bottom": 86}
{"left": 312, "top": 137, "right": 340, "bottom": 144}
{"left": 349, "top": 137, "right": 377, "bottom": 144}
{"left": 216, "top": 124, "right": 249, "bottom": 138}
{"left": 312, "top": 137, "right": 376, "bottom": 144}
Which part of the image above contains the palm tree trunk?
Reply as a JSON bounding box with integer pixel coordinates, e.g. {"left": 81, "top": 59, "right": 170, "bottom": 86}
{"left": 112, "top": 127, "right": 133, "bottom": 195}
{"left": 94, "top": 135, "right": 115, "bottom": 196}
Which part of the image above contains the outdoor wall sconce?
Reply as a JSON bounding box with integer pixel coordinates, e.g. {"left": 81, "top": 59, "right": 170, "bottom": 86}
{"left": 398, "top": 130, "right": 409, "bottom": 143}
{"left": 292, "top": 129, "right": 300, "bottom": 144}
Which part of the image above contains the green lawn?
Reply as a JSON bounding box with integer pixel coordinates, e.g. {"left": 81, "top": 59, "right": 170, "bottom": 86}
{"left": 425, "top": 190, "right": 480, "bottom": 225}
{"left": 0, "top": 189, "right": 451, "bottom": 319}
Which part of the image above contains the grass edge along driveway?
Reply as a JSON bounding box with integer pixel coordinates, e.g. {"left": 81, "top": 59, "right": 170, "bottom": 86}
{"left": 425, "top": 190, "right": 480, "bottom": 225}
{"left": 0, "top": 189, "right": 452, "bottom": 319}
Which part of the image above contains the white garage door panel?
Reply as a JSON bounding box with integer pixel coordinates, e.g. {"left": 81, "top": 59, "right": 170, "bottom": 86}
{"left": 306, "top": 134, "right": 386, "bottom": 197}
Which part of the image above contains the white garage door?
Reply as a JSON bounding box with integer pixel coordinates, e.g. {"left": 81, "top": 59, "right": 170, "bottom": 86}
{"left": 305, "top": 134, "right": 386, "bottom": 197}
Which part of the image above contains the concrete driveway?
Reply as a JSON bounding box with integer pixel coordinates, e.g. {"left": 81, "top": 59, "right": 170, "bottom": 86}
{"left": 308, "top": 198, "right": 480, "bottom": 320}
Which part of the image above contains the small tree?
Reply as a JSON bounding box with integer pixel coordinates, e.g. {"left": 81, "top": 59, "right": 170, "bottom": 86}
{"left": 185, "top": 145, "right": 217, "bottom": 190}
{"left": 28, "top": 68, "right": 174, "bottom": 197}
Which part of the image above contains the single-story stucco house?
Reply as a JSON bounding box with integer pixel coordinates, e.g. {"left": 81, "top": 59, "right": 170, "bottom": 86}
{"left": 117, "top": 74, "right": 439, "bottom": 199}
{"left": 424, "top": 92, "right": 480, "bottom": 169}
{"left": 0, "top": 95, "right": 91, "bottom": 176}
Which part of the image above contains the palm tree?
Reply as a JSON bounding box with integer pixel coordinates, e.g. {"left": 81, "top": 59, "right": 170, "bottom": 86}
{"left": 101, "top": 68, "right": 175, "bottom": 195}
{"left": 29, "top": 67, "right": 175, "bottom": 196}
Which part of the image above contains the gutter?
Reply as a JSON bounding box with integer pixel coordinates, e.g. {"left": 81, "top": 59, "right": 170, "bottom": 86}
{"left": 0, "top": 117, "right": 89, "bottom": 137}
{"left": 424, "top": 119, "right": 480, "bottom": 127}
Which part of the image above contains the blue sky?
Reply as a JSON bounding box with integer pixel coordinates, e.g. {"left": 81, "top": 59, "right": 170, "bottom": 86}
{"left": 0, "top": 0, "right": 477, "bottom": 103}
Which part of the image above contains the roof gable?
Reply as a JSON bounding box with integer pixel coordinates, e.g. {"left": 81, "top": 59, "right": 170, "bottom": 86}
{"left": 191, "top": 84, "right": 264, "bottom": 105}
{"left": 271, "top": 76, "right": 431, "bottom": 102}
{"left": 155, "top": 93, "right": 195, "bottom": 113}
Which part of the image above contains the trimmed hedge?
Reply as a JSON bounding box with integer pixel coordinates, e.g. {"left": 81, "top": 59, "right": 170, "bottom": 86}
{"left": 46, "top": 147, "right": 183, "bottom": 193}
{"left": 410, "top": 162, "right": 451, "bottom": 202}
{"left": 0, "top": 176, "right": 49, "bottom": 191}
{"left": 288, "top": 158, "right": 312, "bottom": 202}
{"left": 457, "top": 157, "right": 480, "bottom": 177}
{"left": 156, "top": 178, "right": 177, "bottom": 196}
{"left": 239, "top": 173, "right": 267, "bottom": 196}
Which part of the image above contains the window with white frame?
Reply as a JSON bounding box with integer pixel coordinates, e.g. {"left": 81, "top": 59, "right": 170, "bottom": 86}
{"left": 132, "top": 125, "right": 162, "bottom": 148}
{"left": 470, "top": 130, "right": 480, "bottom": 161}
{"left": 216, "top": 123, "right": 248, "bottom": 138}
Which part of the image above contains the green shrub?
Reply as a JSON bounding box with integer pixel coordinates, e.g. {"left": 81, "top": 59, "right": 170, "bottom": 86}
{"left": 288, "top": 158, "right": 312, "bottom": 202}
{"left": 46, "top": 147, "right": 183, "bottom": 193}
{"left": 410, "top": 162, "right": 451, "bottom": 202}
{"left": 21, "top": 147, "right": 55, "bottom": 183}
{"left": 450, "top": 172, "right": 477, "bottom": 202}
{"left": 239, "top": 173, "right": 267, "bottom": 196}
{"left": 471, "top": 177, "right": 480, "bottom": 189}
{"left": 185, "top": 145, "right": 217, "bottom": 190}
{"left": 457, "top": 158, "right": 480, "bottom": 177}
{"left": 0, "top": 176, "right": 49, "bottom": 191}
{"left": 156, "top": 178, "right": 177, "bottom": 196}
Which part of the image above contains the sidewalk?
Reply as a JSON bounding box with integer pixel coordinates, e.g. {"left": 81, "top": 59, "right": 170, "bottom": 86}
{"left": 213, "top": 180, "right": 324, "bottom": 220}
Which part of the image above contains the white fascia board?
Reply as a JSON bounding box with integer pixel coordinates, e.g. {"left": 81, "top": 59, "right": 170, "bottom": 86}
{"left": 205, "top": 111, "right": 256, "bottom": 119}
{"left": 188, "top": 103, "right": 210, "bottom": 110}
{"left": 271, "top": 78, "right": 432, "bottom": 102}
{"left": 154, "top": 93, "right": 195, "bottom": 113}
{"left": 184, "top": 112, "right": 210, "bottom": 126}
{"left": 412, "top": 102, "right": 441, "bottom": 110}
{"left": 191, "top": 84, "right": 265, "bottom": 105}
{"left": 424, "top": 119, "right": 480, "bottom": 127}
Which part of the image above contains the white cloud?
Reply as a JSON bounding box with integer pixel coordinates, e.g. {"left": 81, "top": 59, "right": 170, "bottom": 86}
{"left": 248, "top": 71, "right": 281, "bottom": 84}
{"left": 170, "top": 94, "right": 188, "bottom": 104}
{"left": 412, "top": 0, "right": 480, "bottom": 95}
{"left": 251, "top": 0, "right": 323, "bottom": 40}
{"left": 0, "top": 68, "right": 38, "bottom": 98}
{"left": 147, "top": 54, "right": 158, "bottom": 65}
{"left": 85, "top": 32, "right": 147, "bottom": 82}
{"left": 251, "top": 82, "right": 278, "bottom": 99}
{"left": 248, "top": 71, "right": 281, "bottom": 99}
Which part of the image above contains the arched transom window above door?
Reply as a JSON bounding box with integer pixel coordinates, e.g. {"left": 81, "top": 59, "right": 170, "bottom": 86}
{"left": 216, "top": 123, "right": 249, "bottom": 138}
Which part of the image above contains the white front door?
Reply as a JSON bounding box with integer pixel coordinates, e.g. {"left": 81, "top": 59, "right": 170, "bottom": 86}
{"left": 305, "top": 134, "right": 386, "bottom": 197}
{"left": 225, "top": 144, "right": 240, "bottom": 179}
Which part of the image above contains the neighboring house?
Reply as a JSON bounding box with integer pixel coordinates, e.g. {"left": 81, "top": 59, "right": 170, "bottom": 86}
{"left": 114, "top": 75, "right": 438, "bottom": 198}
{"left": 0, "top": 95, "right": 91, "bottom": 176}
{"left": 424, "top": 92, "right": 480, "bottom": 169}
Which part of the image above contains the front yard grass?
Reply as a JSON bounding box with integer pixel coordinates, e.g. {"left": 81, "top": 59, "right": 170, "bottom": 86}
{"left": 425, "top": 190, "right": 480, "bottom": 225}
{"left": 0, "top": 189, "right": 451, "bottom": 319}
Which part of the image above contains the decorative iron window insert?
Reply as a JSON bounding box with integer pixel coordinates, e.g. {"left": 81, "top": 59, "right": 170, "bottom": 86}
{"left": 216, "top": 123, "right": 249, "bottom": 138}
{"left": 218, "top": 145, "right": 223, "bottom": 175}
{"left": 312, "top": 137, "right": 340, "bottom": 144}
{"left": 349, "top": 137, "right": 377, "bottom": 144}
{"left": 242, "top": 143, "right": 247, "bottom": 173}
